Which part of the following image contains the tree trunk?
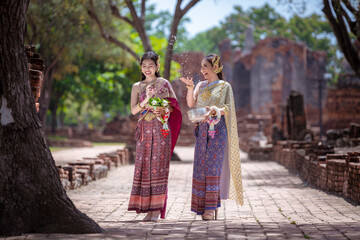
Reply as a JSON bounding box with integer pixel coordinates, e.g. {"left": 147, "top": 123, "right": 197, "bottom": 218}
{"left": 50, "top": 101, "right": 58, "bottom": 134}
{"left": 322, "top": 0, "right": 360, "bottom": 79}
{"left": 164, "top": 15, "right": 181, "bottom": 80}
{"left": 163, "top": 0, "right": 201, "bottom": 80}
{"left": 0, "top": 0, "right": 103, "bottom": 236}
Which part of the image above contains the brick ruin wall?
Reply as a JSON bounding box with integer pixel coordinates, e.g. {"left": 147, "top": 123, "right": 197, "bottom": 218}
{"left": 324, "top": 83, "right": 360, "bottom": 131}
{"left": 228, "top": 37, "right": 327, "bottom": 128}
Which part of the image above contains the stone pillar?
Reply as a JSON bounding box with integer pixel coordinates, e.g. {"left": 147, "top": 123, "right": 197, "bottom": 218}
{"left": 218, "top": 38, "right": 232, "bottom": 84}
{"left": 243, "top": 26, "right": 255, "bottom": 55}
{"left": 232, "top": 52, "right": 251, "bottom": 113}
{"left": 286, "top": 91, "right": 307, "bottom": 140}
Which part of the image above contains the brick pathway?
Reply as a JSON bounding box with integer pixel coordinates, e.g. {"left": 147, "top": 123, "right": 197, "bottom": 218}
{"left": 3, "top": 149, "right": 360, "bottom": 239}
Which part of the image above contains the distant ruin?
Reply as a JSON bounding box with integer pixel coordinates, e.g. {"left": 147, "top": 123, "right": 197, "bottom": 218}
{"left": 219, "top": 36, "right": 327, "bottom": 127}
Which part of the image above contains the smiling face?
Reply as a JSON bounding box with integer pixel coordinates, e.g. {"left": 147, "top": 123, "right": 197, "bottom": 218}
{"left": 200, "top": 59, "right": 217, "bottom": 80}
{"left": 141, "top": 59, "right": 158, "bottom": 79}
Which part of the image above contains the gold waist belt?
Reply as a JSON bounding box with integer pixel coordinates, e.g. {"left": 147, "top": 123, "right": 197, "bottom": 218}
{"left": 144, "top": 112, "right": 157, "bottom": 121}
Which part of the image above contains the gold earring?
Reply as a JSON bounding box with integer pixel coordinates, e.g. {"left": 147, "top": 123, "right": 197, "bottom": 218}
{"left": 212, "top": 56, "right": 223, "bottom": 74}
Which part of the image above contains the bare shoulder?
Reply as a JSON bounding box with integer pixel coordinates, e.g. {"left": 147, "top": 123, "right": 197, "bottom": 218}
{"left": 131, "top": 82, "right": 142, "bottom": 95}
{"left": 132, "top": 81, "right": 142, "bottom": 89}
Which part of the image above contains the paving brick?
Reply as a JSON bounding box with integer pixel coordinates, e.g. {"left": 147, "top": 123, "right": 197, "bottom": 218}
{"left": 4, "top": 147, "right": 360, "bottom": 239}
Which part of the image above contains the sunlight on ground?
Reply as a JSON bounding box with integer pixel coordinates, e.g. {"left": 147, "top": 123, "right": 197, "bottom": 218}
{"left": 92, "top": 142, "right": 125, "bottom": 146}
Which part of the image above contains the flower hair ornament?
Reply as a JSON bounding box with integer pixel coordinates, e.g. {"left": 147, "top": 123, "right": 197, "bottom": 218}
{"left": 212, "top": 56, "right": 223, "bottom": 74}
{"left": 207, "top": 106, "right": 221, "bottom": 138}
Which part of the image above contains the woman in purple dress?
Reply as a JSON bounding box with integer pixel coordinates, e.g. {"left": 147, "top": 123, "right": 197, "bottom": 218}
{"left": 180, "top": 54, "right": 243, "bottom": 220}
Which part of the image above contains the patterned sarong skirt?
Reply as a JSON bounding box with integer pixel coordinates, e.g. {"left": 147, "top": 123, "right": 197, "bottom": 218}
{"left": 191, "top": 116, "right": 227, "bottom": 215}
{"left": 128, "top": 116, "right": 171, "bottom": 213}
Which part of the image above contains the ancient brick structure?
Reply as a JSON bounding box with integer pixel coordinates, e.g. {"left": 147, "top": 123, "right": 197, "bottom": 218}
{"left": 324, "top": 80, "right": 360, "bottom": 131}
{"left": 218, "top": 39, "right": 232, "bottom": 84}
{"left": 25, "top": 45, "right": 45, "bottom": 112}
{"left": 102, "top": 115, "right": 138, "bottom": 144}
{"left": 56, "top": 148, "right": 130, "bottom": 191}
{"left": 220, "top": 37, "right": 327, "bottom": 127}
{"left": 249, "top": 139, "right": 360, "bottom": 204}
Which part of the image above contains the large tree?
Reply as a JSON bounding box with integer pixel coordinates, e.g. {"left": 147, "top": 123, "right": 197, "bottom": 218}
{"left": 0, "top": 0, "right": 102, "bottom": 236}
{"left": 87, "top": 0, "right": 200, "bottom": 79}
{"left": 322, "top": 0, "right": 360, "bottom": 79}
{"left": 280, "top": 0, "right": 360, "bottom": 78}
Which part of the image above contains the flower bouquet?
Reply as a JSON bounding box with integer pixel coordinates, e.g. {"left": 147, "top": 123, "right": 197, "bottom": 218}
{"left": 148, "top": 97, "right": 170, "bottom": 137}
{"left": 149, "top": 97, "right": 169, "bottom": 109}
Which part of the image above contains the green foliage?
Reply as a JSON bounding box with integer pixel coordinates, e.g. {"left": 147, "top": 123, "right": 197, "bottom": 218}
{"left": 57, "top": 59, "right": 140, "bottom": 127}
{"left": 179, "top": 27, "right": 227, "bottom": 55}
{"left": 180, "top": 3, "right": 341, "bottom": 83}
{"left": 26, "top": 0, "right": 90, "bottom": 63}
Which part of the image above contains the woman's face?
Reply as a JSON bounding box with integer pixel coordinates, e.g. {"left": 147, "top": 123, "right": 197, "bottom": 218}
{"left": 200, "top": 59, "right": 216, "bottom": 80}
{"left": 141, "top": 59, "right": 158, "bottom": 78}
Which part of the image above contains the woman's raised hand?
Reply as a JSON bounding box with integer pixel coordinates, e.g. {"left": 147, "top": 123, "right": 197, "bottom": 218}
{"left": 146, "top": 85, "right": 155, "bottom": 99}
{"left": 180, "top": 77, "right": 194, "bottom": 87}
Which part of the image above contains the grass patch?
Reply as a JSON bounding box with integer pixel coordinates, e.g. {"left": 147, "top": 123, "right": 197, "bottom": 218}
{"left": 92, "top": 142, "right": 125, "bottom": 146}
{"left": 47, "top": 135, "right": 68, "bottom": 141}
{"left": 304, "top": 234, "right": 310, "bottom": 239}
{"left": 49, "top": 147, "right": 69, "bottom": 152}
{"left": 290, "top": 221, "right": 296, "bottom": 225}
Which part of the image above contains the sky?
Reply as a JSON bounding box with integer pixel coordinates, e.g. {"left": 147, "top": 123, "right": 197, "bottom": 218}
{"left": 147, "top": 0, "right": 324, "bottom": 37}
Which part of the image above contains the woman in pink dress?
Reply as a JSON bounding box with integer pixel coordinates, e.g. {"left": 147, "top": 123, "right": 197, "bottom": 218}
{"left": 128, "top": 51, "right": 182, "bottom": 221}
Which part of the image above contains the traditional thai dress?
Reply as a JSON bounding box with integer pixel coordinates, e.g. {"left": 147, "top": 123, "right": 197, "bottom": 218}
{"left": 128, "top": 77, "right": 182, "bottom": 219}
{"left": 191, "top": 80, "right": 243, "bottom": 215}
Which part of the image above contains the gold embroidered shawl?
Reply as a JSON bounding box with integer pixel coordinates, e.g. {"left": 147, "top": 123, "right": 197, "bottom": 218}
{"left": 195, "top": 80, "right": 244, "bottom": 205}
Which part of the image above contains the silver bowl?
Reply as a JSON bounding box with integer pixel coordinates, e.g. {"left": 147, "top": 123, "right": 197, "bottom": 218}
{"left": 187, "top": 107, "right": 209, "bottom": 123}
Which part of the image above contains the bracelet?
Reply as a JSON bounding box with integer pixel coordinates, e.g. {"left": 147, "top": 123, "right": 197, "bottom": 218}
{"left": 186, "top": 85, "right": 194, "bottom": 89}
{"left": 138, "top": 102, "right": 144, "bottom": 109}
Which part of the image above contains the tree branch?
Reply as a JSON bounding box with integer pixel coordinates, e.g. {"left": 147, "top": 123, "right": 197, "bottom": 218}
{"left": 124, "top": 0, "right": 140, "bottom": 29}
{"left": 124, "top": 0, "right": 152, "bottom": 51}
{"left": 108, "top": 0, "right": 133, "bottom": 25}
{"left": 26, "top": 15, "right": 38, "bottom": 44}
{"left": 45, "top": 46, "right": 64, "bottom": 78}
{"left": 88, "top": 0, "right": 139, "bottom": 61}
{"left": 323, "top": 0, "right": 360, "bottom": 78}
{"left": 180, "top": 0, "right": 200, "bottom": 18}
{"left": 163, "top": 0, "right": 201, "bottom": 79}
{"left": 339, "top": 4, "right": 356, "bottom": 35}
{"left": 141, "top": 0, "right": 146, "bottom": 20}
{"left": 341, "top": 0, "right": 357, "bottom": 14}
